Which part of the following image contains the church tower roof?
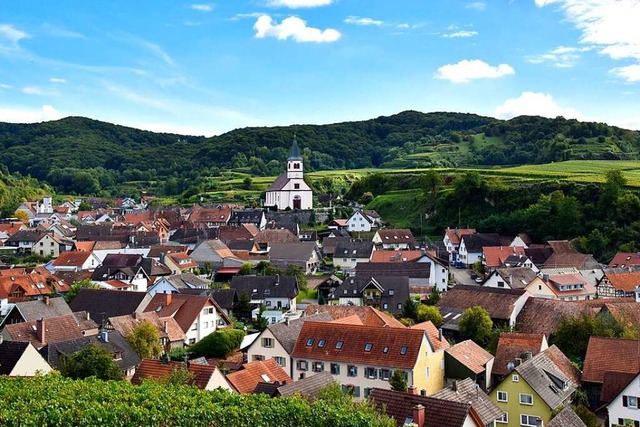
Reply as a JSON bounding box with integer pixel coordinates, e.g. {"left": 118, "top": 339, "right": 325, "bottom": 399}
{"left": 288, "top": 135, "right": 303, "bottom": 161}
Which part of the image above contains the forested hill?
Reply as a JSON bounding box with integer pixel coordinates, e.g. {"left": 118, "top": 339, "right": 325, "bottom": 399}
{"left": 0, "top": 112, "right": 638, "bottom": 194}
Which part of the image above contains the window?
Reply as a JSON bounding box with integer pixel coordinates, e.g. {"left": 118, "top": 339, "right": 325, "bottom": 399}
{"left": 262, "top": 338, "right": 274, "bottom": 348}
{"left": 293, "top": 163, "right": 300, "bottom": 169}
{"left": 252, "top": 355, "right": 265, "bottom": 362}
{"left": 496, "top": 413, "right": 508, "bottom": 424}
{"left": 218, "top": 319, "right": 226, "bottom": 326}
{"left": 330, "top": 363, "right": 340, "bottom": 375}
{"left": 496, "top": 391, "right": 508, "bottom": 402}
{"left": 364, "top": 388, "right": 372, "bottom": 398}
{"left": 519, "top": 393, "right": 533, "bottom": 405}
{"left": 397, "top": 303, "right": 402, "bottom": 310}
{"left": 380, "top": 369, "right": 390, "bottom": 380}
{"left": 400, "top": 346, "right": 408, "bottom": 355}
{"left": 512, "top": 374, "right": 519, "bottom": 382}
{"left": 188, "top": 338, "right": 196, "bottom": 345}
{"left": 335, "top": 340, "right": 344, "bottom": 349}
{"left": 498, "top": 281, "right": 505, "bottom": 288}
{"left": 294, "top": 183, "right": 300, "bottom": 189}
{"left": 191, "top": 322, "right": 198, "bottom": 331}
{"left": 425, "top": 367, "right": 430, "bottom": 378}
{"left": 365, "top": 367, "right": 377, "bottom": 379}
{"left": 624, "top": 395, "right": 639, "bottom": 409}
{"left": 520, "top": 415, "right": 542, "bottom": 427}
{"left": 312, "top": 362, "right": 325, "bottom": 372}
{"left": 203, "top": 321, "right": 209, "bottom": 328}
{"left": 364, "top": 343, "right": 373, "bottom": 352}
{"left": 343, "top": 385, "right": 360, "bottom": 397}
{"left": 347, "top": 365, "right": 357, "bottom": 377}
{"left": 306, "top": 338, "right": 315, "bottom": 347}
{"left": 382, "top": 303, "right": 388, "bottom": 310}
{"left": 274, "top": 356, "right": 286, "bottom": 367}
{"left": 318, "top": 339, "right": 326, "bottom": 348}
{"left": 297, "top": 360, "right": 308, "bottom": 371}
{"left": 203, "top": 307, "right": 214, "bottom": 315}
{"left": 388, "top": 289, "right": 395, "bottom": 296}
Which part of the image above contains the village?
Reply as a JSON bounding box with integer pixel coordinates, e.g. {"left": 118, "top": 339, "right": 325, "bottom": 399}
{"left": 1, "top": 141, "right": 639, "bottom": 427}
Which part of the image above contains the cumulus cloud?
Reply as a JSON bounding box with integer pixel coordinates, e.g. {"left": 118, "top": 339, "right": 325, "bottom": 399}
{"left": 494, "top": 92, "right": 581, "bottom": 119}
{"left": 535, "top": 0, "right": 640, "bottom": 82}
{"left": 443, "top": 30, "right": 478, "bottom": 38}
{"left": 344, "top": 16, "right": 383, "bottom": 26}
{"left": 0, "top": 24, "right": 29, "bottom": 45}
{"left": 610, "top": 64, "right": 640, "bottom": 83}
{"left": 267, "top": 0, "right": 333, "bottom": 8}
{"left": 190, "top": 4, "right": 213, "bottom": 12}
{"left": 435, "top": 59, "right": 514, "bottom": 83}
{"left": 526, "top": 45, "right": 592, "bottom": 68}
{"left": 254, "top": 15, "right": 341, "bottom": 43}
{"left": 0, "top": 104, "right": 62, "bottom": 123}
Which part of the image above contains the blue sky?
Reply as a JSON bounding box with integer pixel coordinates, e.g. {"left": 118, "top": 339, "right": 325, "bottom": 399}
{"left": 0, "top": 0, "right": 639, "bottom": 135}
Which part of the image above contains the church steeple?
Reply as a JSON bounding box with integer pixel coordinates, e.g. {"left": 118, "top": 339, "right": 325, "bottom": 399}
{"left": 287, "top": 134, "right": 303, "bottom": 179}
{"left": 288, "top": 133, "right": 302, "bottom": 161}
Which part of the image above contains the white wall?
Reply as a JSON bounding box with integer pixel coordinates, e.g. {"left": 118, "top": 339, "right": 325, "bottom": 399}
{"left": 9, "top": 343, "right": 52, "bottom": 376}
{"left": 607, "top": 375, "right": 640, "bottom": 427}
{"left": 185, "top": 303, "right": 227, "bottom": 345}
{"left": 348, "top": 212, "right": 372, "bottom": 232}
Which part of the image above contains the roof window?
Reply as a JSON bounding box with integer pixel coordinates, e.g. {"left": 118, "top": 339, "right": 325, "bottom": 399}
{"left": 400, "top": 346, "right": 408, "bottom": 355}
{"left": 336, "top": 340, "right": 344, "bottom": 349}
{"left": 364, "top": 343, "right": 373, "bottom": 352}
{"left": 318, "top": 339, "right": 326, "bottom": 348}
{"left": 306, "top": 338, "right": 314, "bottom": 347}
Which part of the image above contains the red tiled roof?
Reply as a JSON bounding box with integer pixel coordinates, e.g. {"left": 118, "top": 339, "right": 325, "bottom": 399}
{"left": 583, "top": 337, "right": 640, "bottom": 384}
{"left": 445, "top": 340, "right": 493, "bottom": 374}
{"left": 600, "top": 371, "right": 639, "bottom": 403}
{"left": 609, "top": 252, "right": 640, "bottom": 268}
{"left": 445, "top": 228, "right": 476, "bottom": 246}
{"left": 370, "top": 250, "right": 423, "bottom": 263}
{"left": 52, "top": 251, "right": 92, "bottom": 267}
{"left": 226, "top": 359, "right": 292, "bottom": 394}
{"left": 166, "top": 253, "right": 199, "bottom": 270}
{"left": 144, "top": 294, "right": 231, "bottom": 333}
{"left": 109, "top": 312, "right": 185, "bottom": 343}
{"left": 604, "top": 271, "right": 640, "bottom": 292}
{"left": 410, "top": 321, "right": 449, "bottom": 351}
{"left": 131, "top": 359, "right": 220, "bottom": 389}
{"left": 329, "top": 314, "right": 364, "bottom": 325}
{"left": 543, "top": 345, "right": 581, "bottom": 387}
{"left": 482, "top": 246, "right": 526, "bottom": 268}
{"left": 0, "top": 222, "right": 25, "bottom": 235}
{"left": 292, "top": 322, "right": 425, "bottom": 369}
{"left": 2, "top": 314, "right": 96, "bottom": 349}
{"left": 73, "top": 241, "right": 96, "bottom": 252}
{"left": 305, "top": 305, "right": 406, "bottom": 328}
{"left": 493, "top": 332, "right": 547, "bottom": 376}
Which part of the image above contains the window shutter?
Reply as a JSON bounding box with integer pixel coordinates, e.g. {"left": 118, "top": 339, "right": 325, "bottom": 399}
{"left": 623, "top": 395, "right": 628, "bottom": 407}
{"left": 634, "top": 421, "right": 639, "bottom": 427}
{"left": 355, "top": 386, "right": 360, "bottom": 397}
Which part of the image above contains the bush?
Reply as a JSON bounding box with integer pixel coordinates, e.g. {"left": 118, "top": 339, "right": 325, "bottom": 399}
{"left": 416, "top": 305, "right": 444, "bottom": 327}
{"left": 59, "top": 345, "right": 124, "bottom": 381}
{"left": 459, "top": 306, "right": 493, "bottom": 345}
{"left": 189, "top": 329, "right": 246, "bottom": 359}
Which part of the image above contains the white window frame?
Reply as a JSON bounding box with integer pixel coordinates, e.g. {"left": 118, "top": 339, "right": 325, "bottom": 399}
{"left": 497, "top": 391, "right": 508, "bottom": 402}
{"left": 628, "top": 395, "right": 638, "bottom": 409}
{"left": 519, "top": 393, "right": 533, "bottom": 405}
{"left": 512, "top": 374, "right": 519, "bottom": 382}
{"left": 496, "top": 413, "right": 508, "bottom": 424}
{"left": 520, "top": 414, "right": 541, "bottom": 427}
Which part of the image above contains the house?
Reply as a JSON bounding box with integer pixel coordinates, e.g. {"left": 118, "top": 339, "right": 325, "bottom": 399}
{"left": 370, "top": 250, "right": 424, "bottom": 263}
{"left": 321, "top": 236, "right": 350, "bottom": 258}
{"left": 356, "top": 262, "right": 431, "bottom": 286}
{"left": 147, "top": 273, "right": 210, "bottom": 296}
{"left": 268, "top": 242, "right": 320, "bottom": 274}
{"left": 228, "top": 209, "right": 268, "bottom": 230}
{"left": 43, "top": 329, "right": 141, "bottom": 378}
{"left": 347, "top": 210, "right": 381, "bottom": 233}
{"left": 226, "top": 359, "right": 292, "bottom": 394}
{"left": 482, "top": 246, "right": 528, "bottom": 271}
{"left": 333, "top": 240, "right": 375, "bottom": 270}
{"left": 91, "top": 253, "right": 172, "bottom": 292}
{"left": 1, "top": 296, "right": 72, "bottom": 326}
{"left": 369, "top": 388, "right": 486, "bottom": 427}
{"left": 327, "top": 275, "right": 410, "bottom": 315}
{"left": 33, "top": 232, "right": 73, "bottom": 257}
{"left": 69, "top": 288, "right": 152, "bottom": 324}
{"left": 458, "top": 234, "right": 506, "bottom": 267}
{"left": 161, "top": 252, "right": 199, "bottom": 274}
{"left": 370, "top": 250, "right": 449, "bottom": 292}
{"left": 274, "top": 371, "right": 336, "bottom": 400}
{"left": 189, "top": 239, "right": 244, "bottom": 269}
{"left": 490, "top": 346, "right": 579, "bottom": 427}
{"left": 231, "top": 275, "right": 299, "bottom": 312}
{"left": 583, "top": 337, "right": 640, "bottom": 409}
{"left": 373, "top": 229, "right": 416, "bottom": 250}
{"left": 547, "top": 406, "right": 588, "bottom": 427}
{"left": 515, "top": 298, "right": 592, "bottom": 337}
{"left": 444, "top": 339, "right": 494, "bottom": 391}
{"left": 542, "top": 240, "right": 600, "bottom": 270}
{"left": 482, "top": 268, "right": 537, "bottom": 290}
{"left": 304, "top": 304, "right": 407, "bottom": 328}
{"left": 107, "top": 312, "right": 186, "bottom": 351}
{"left": 328, "top": 219, "right": 348, "bottom": 230}
{"left": 609, "top": 252, "right": 640, "bottom": 269}
{"left": 596, "top": 270, "right": 640, "bottom": 298}
{"left": 0, "top": 340, "right": 52, "bottom": 376}
{"left": 509, "top": 233, "right": 532, "bottom": 249}
{"left": 132, "top": 359, "right": 234, "bottom": 391}
{"left": 0, "top": 221, "right": 26, "bottom": 244}
{"left": 4, "top": 230, "right": 46, "bottom": 253}
{"left": 291, "top": 321, "right": 447, "bottom": 400}
{"left": 187, "top": 206, "right": 232, "bottom": 228}
{"left": 603, "top": 371, "right": 640, "bottom": 427}
{"left": 492, "top": 333, "right": 548, "bottom": 381}
{"left": 437, "top": 286, "right": 530, "bottom": 333}
{"left": 264, "top": 137, "right": 313, "bottom": 210}
{"left": 0, "top": 267, "right": 70, "bottom": 303}
{"left": 246, "top": 313, "right": 333, "bottom": 376}
{"left": 433, "top": 378, "right": 505, "bottom": 427}
{"left": 443, "top": 227, "right": 477, "bottom": 264}
{"left": 1, "top": 313, "right": 99, "bottom": 350}
{"left": 254, "top": 228, "right": 299, "bottom": 246}
{"left": 51, "top": 251, "right": 101, "bottom": 272}
{"left": 143, "top": 293, "right": 232, "bottom": 345}
{"left": 146, "top": 245, "right": 189, "bottom": 260}
{"left": 527, "top": 273, "right": 596, "bottom": 301}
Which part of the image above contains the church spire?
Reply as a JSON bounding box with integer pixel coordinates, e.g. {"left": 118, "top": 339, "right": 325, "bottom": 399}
{"left": 288, "top": 134, "right": 302, "bottom": 161}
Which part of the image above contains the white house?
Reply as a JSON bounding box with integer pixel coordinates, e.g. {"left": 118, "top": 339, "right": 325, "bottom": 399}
{"left": 348, "top": 211, "right": 378, "bottom": 233}
{"left": 0, "top": 340, "right": 52, "bottom": 376}
{"left": 264, "top": 137, "right": 313, "bottom": 210}
{"left": 605, "top": 372, "right": 640, "bottom": 427}
{"left": 51, "top": 251, "right": 101, "bottom": 272}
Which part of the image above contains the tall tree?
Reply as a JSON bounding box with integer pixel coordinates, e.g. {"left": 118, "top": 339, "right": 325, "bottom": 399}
{"left": 60, "top": 344, "right": 123, "bottom": 380}
{"left": 459, "top": 306, "right": 493, "bottom": 345}
{"left": 389, "top": 370, "right": 408, "bottom": 392}
{"left": 126, "top": 322, "right": 162, "bottom": 359}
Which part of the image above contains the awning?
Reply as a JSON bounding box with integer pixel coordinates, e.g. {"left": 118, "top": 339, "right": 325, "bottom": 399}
{"left": 216, "top": 267, "right": 241, "bottom": 274}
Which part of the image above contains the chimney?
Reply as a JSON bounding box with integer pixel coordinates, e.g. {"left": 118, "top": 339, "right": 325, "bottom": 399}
{"left": 452, "top": 380, "right": 458, "bottom": 392}
{"left": 165, "top": 293, "right": 173, "bottom": 306}
{"left": 86, "top": 311, "right": 90, "bottom": 321}
{"left": 438, "top": 328, "right": 443, "bottom": 342}
{"left": 412, "top": 404, "right": 425, "bottom": 427}
{"left": 36, "top": 317, "right": 46, "bottom": 345}
{"left": 408, "top": 385, "right": 417, "bottom": 395}
{"left": 44, "top": 296, "right": 50, "bottom": 306}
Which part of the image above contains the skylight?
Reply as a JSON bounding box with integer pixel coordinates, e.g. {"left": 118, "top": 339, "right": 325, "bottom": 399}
{"left": 336, "top": 340, "right": 344, "bottom": 349}
{"left": 318, "top": 339, "right": 326, "bottom": 348}
{"left": 364, "top": 343, "right": 373, "bottom": 352}
{"left": 306, "top": 338, "right": 314, "bottom": 347}
{"left": 383, "top": 347, "right": 389, "bottom": 353}
{"left": 400, "top": 346, "right": 408, "bottom": 355}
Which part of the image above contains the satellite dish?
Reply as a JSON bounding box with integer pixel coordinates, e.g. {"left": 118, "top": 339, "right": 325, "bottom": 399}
{"left": 507, "top": 362, "right": 515, "bottom": 372}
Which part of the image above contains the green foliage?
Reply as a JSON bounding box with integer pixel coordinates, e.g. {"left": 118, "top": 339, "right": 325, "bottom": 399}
{"left": 573, "top": 405, "right": 600, "bottom": 427}
{"left": 64, "top": 279, "right": 99, "bottom": 304}
{"left": 189, "top": 329, "right": 246, "bottom": 359}
{"left": 253, "top": 305, "right": 269, "bottom": 332}
{"left": 0, "top": 375, "right": 394, "bottom": 427}
{"left": 126, "top": 322, "right": 162, "bottom": 359}
{"left": 77, "top": 201, "right": 92, "bottom": 211}
{"left": 401, "top": 297, "right": 418, "bottom": 321}
{"left": 416, "top": 305, "right": 444, "bottom": 327}
{"left": 160, "top": 365, "right": 196, "bottom": 386}
{"left": 281, "top": 264, "right": 308, "bottom": 292}
{"left": 389, "top": 370, "right": 408, "bottom": 392}
{"left": 239, "top": 263, "right": 254, "bottom": 275}
{"left": 59, "top": 345, "right": 124, "bottom": 381}
{"left": 424, "top": 288, "right": 441, "bottom": 306}
{"left": 168, "top": 347, "right": 188, "bottom": 362}
{"left": 459, "top": 306, "right": 494, "bottom": 345}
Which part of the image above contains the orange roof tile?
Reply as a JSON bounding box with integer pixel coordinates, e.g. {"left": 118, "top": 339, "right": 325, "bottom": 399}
{"left": 411, "top": 321, "right": 449, "bottom": 351}
{"left": 52, "top": 251, "right": 92, "bottom": 267}
{"left": 329, "top": 314, "right": 364, "bottom": 325}
{"left": 493, "top": 332, "right": 547, "bottom": 376}
{"left": 370, "top": 250, "right": 423, "bottom": 263}
{"left": 482, "top": 246, "right": 526, "bottom": 268}
{"left": 604, "top": 271, "right": 640, "bottom": 292}
{"left": 609, "top": 252, "right": 640, "bottom": 268}
{"left": 583, "top": 337, "right": 640, "bottom": 384}
{"left": 226, "top": 359, "right": 292, "bottom": 394}
{"left": 131, "top": 359, "right": 221, "bottom": 389}
{"left": 445, "top": 228, "right": 476, "bottom": 246}
{"left": 445, "top": 340, "right": 493, "bottom": 374}
{"left": 74, "top": 241, "right": 96, "bottom": 252}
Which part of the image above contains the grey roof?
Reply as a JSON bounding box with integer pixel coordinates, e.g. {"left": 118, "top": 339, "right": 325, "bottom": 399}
{"left": 69, "top": 288, "right": 151, "bottom": 324}
{"left": 161, "top": 273, "right": 210, "bottom": 290}
{"left": 269, "top": 242, "right": 318, "bottom": 262}
{"left": 461, "top": 233, "right": 506, "bottom": 252}
{"left": 231, "top": 275, "right": 299, "bottom": 299}
{"left": 265, "top": 173, "right": 289, "bottom": 192}
{"left": 495, "top": 267, "right": 538, "bottom": 289}
{"left": 226, "top": 240, "right": 256, "bottom": 251}
{"left": 42, "top": 330, "right": 141, "bottom": 371}
{"left": 209, "top": 288, "right": 238, "bottom": 310}
{"left": 322, "top": 237, "right": 351, "bottom": 256}
{"left": 337, "top": 276, "right": 410, "bottom": 315}
{"left": 514, "top": 351, "right": 576, "bottom": 409}
{"left": 288, "top": 136, "right": 302, "bottom": 160}
{"left": 13, "top": 297, "right": 73, "bottom": 321}
{"left": 267, "top": 313, "right": 332, "bottom": 353}
{"left": 432, "top": 378, "right": 504, "bottom": 426}
{"left": 0, "top": 341, "right": 30, "bottom": 375}
{"left": 334, "top": 239, "right": 375, "bottom": 259}
{"left": 277, "top": 371, "right": 336, "bottom": 399}
{"left": 547, "top": 406, "right": 587, "bottom": 427}
{"left": 228, "top": 209, "right": 265, "bottom": 226}
{"left": 6, "top": 230, "right": 45, "bottom": 243}
{"left": 356, "top": 262, "right": 430, "bottom": 279}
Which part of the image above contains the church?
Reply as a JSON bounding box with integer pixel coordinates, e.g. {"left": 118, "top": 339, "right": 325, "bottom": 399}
{"left": 265, "top": 137, "right": 313, "bottom": 210}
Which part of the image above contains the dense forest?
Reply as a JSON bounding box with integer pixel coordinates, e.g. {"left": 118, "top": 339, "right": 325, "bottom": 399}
{"left": 0, "top": 112, "right": 638, "bottom": 196}
{"left": 0, "top": 169, "right": 51, "bottom": 217}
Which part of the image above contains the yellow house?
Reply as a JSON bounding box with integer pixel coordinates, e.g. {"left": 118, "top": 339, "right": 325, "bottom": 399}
{"left": 291, "top": 320, "right": 448, "bottom": 401}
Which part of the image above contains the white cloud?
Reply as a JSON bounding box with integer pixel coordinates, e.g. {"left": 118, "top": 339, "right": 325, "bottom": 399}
{"left": 190, "top": 4, "right": 213, "bottom": 12}
{"left": 267, "top": 0, "right": 333, "bottom": 8}
{"left": 50, "top": 77, "right": 67, "bottom": 84}
{"left": 42, "top": 24, "right": 84, "bottom": 39}
{"left": 22, "top": 86, "right": 58, "bottom": 96}
{"left": 494, "top": 92, "right": 581, "bottom": 119}
{"left": 443, "top": 30, "right": 478, "bottom": 38}
{"left": 610, "top": 64, "right": 640, "bottom": 83}
{"left": 0, "top": 104, "right": 62, "bottom": 123}
{"left": 0, "top": 24, "right": 29, "bottom": 45}
{"left": 254, "top": 15, "right": 341, "bottom": 43}
{"left": 535, "top": 0, "right": 640, "bottom": 82}
{"left": 344, "top": 16, "right": 383, "bottom": 26}
{"left": 435, "top": 59, "right": 515, "bottom": 83}
{"left": 466, "top": 2, "right": 487, "bottom": 10}
{"left": 0, "top": 83, "right": 11, "bottom": 89}
{"left": 526, "top": 45, "right": 592, "bottom": 68}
